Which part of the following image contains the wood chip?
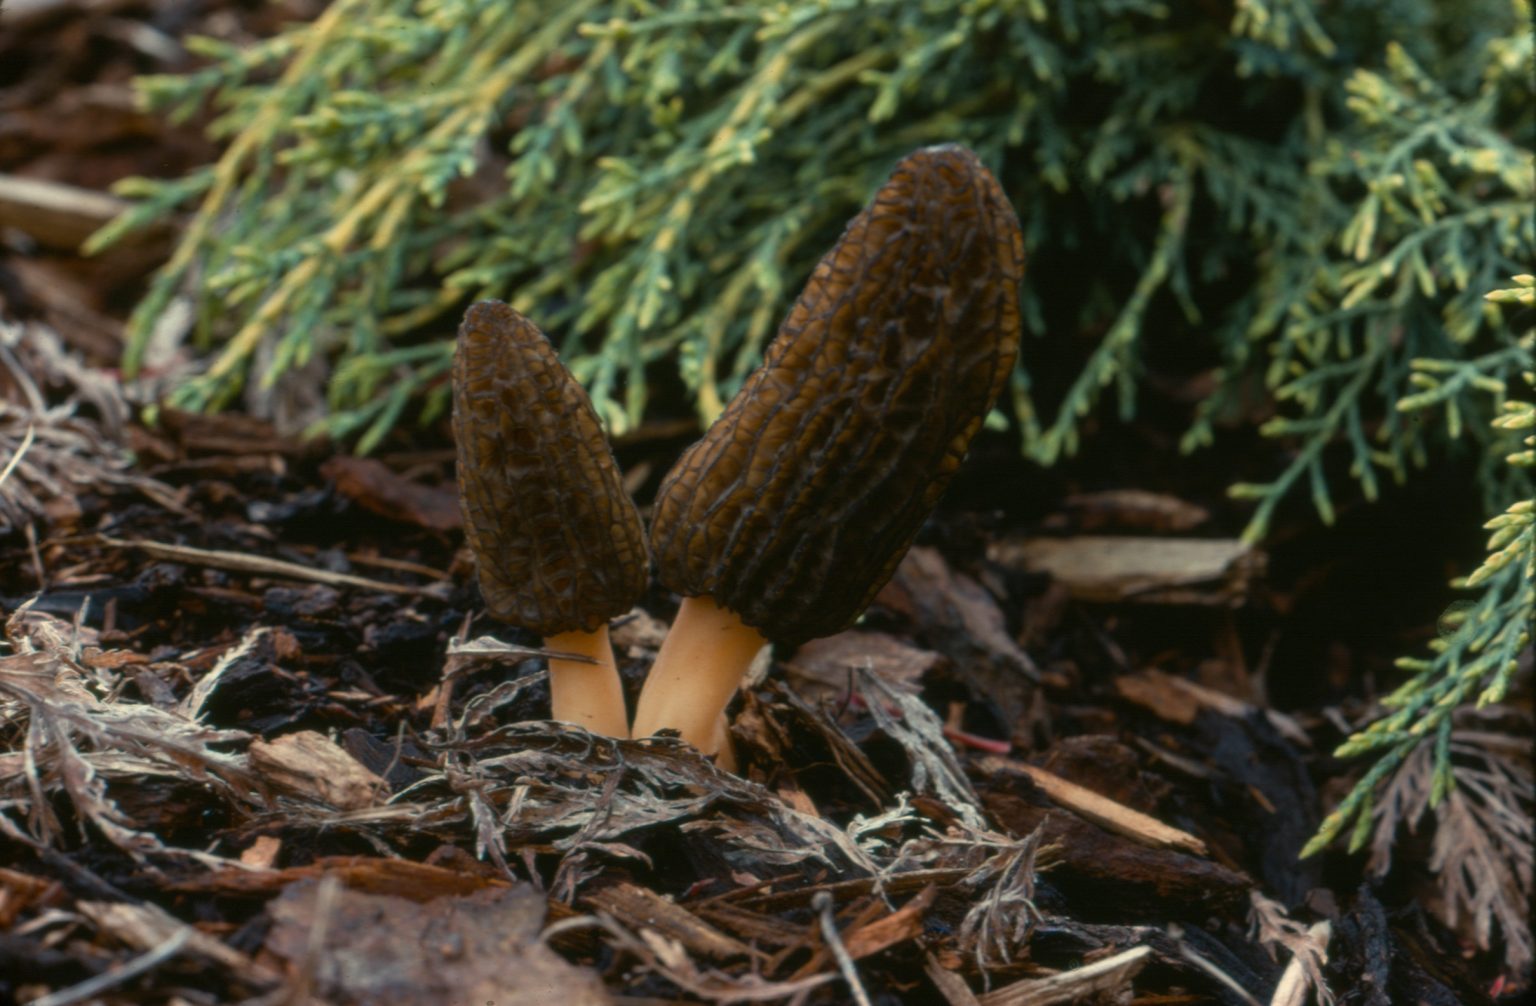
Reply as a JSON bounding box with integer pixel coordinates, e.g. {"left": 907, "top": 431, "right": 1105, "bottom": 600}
{"left": 1057, "top": 489, "right": 1210, "bottom": 532}
{"left": 0, "top": 866, "right": 60, "bottom": 928}
{"left": 586, "top": 883, "right": 756, "bottom": 961}
{"left": 737, "top": 868, "right": 969, "bottom": 912}
{"left": 1114, "top": 669, "right": 1202, "bottom": 724}
{"left": 76, "top": 900, "right": 280, "bottom": 986}
{"left": 320, "top": 455, "right": 461, "bottom": 531}
{"left": 925, "top": 954, "right": 983, "bottom": 1006}
{"left": 979, "top": 756, "right": 1208, "bottom": 857}
{"left": 976, "top": 945, "right": 1150, "bottom": 1005}
{"left": 248, "top": 731, "right": 386, "bottom": 811}
{"left": 169, "top": 855, "right": 511, "bottom": 901}
{"left": 239, "top": 835, "right": 282, "bottom": 870}
{"left": 989, "top": 536, "right": 1263, "bottom": 606}
{"left": 1116, "top": 668, "right": 1311, "bottom": 746}
{"left": 0, "top": 174, "right": 142, "bottom": 249}
{"left": 691, "top": 901, "right": 807, "bottom": 949}
{"left": 839, "top": 884, "right": 935, "bottom": 960}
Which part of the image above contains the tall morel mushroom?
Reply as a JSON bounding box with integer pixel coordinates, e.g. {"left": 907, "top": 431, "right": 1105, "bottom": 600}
{"left": 632, "top": 144, "right": 1024, "bottom": 757}
{"left": 453, "top": 300, "right": 648, "bottom": 738}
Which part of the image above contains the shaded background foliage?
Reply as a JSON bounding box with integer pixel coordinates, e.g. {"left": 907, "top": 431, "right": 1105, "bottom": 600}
{"left": 93, "top": 0, "right": 1532, "bottom": 925}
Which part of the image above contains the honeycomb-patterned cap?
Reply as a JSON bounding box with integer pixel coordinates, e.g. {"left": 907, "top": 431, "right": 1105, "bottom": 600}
{"left": 453, "top": 301, "right": 648, "bottom": 636}
{"left": 650, "top": 145, "right": 1023, "bottom": 646}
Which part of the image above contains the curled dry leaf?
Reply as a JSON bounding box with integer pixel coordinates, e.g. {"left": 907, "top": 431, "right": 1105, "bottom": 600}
{"left": 783, "top": 630, "right": 944, "bottom": 705}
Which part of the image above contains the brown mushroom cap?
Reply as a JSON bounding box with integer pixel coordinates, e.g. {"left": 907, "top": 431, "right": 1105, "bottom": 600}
{"left": 453, "top": 300, "right": 647, "bottom": 636}
{"left": 649, "top": 145, "right": 1023, "bottom": 646}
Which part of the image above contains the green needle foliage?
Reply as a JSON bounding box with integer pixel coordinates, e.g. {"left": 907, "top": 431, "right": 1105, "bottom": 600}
{"left": 1214, "top": 27, "right": 1535, "bottom": 541}
{"left": 1303, "top": 279, "right": 1534, "bottom": 860}
{"left": 95, "top": 0, "right": 1531, "bottom": 868}
{"left": 95, "top": 0, "right": 1533, "bottom": 471}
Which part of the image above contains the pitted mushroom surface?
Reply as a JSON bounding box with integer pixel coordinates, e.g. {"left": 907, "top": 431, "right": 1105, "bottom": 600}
{"left": 633, "top": 144, "right": 1024, "bottom": 758}
{"left": 453, "top": 300, "right": 647, "bottom": 737}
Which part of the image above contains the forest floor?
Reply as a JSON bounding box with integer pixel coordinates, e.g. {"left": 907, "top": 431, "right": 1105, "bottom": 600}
{"left": 0, "top": 2, "right": 1529, "bottom": 1004}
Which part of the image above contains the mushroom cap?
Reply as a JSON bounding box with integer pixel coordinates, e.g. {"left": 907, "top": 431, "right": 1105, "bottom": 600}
{"left": 649, "top": 144, "right": 1024, "bottom": 646}
{"left": 452, "top": 301, "right": 648, "bottom": 636}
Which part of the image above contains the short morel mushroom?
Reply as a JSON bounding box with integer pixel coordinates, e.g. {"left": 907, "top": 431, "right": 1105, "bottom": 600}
{"left": 453, "top": 300, "right": 648, "bottom": 738}
{"left": 632, "top": 144, "right": 1024, "bottom": 758}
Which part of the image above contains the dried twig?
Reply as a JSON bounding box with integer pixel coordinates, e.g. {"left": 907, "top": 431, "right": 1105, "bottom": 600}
{"left": 976, "top": 945, "right": 1151, "bottom": 1006}
{"left": 813, "top": 891, "right": 873, "bottom": 1006}
{"left": 1170, "top": 928, "right": 1262, "bottom": 1006}
{"left": 95, "top": 534, "right": 435, "bottom": 597}
{"left": 978, "top": 756, "right": 1208, "bottom": 856}
{"left": 0, "top": 422, "right": 35, "bottom": 491}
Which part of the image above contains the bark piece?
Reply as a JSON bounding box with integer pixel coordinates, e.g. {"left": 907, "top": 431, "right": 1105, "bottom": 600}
{"left": 586, "top": 882, "right": 755, "bottom": 960}
{"left": 264, "top": 880, "right": 609, "bottom": 1006}
{"left": 982, "top": 768, "right": 1252, "bottom": 921}
{"left": 977, "top": 945, "right": 1151, "bottom": 1006}
{"left": 0, "top": 173, "right": 141, "bottom": 249}
{"left": 875, "top": 545, "right": 1039, "bottom": 742}
{"left": 248, "top": 730, "right": 384, "bottom": 811}
{"left": 989, "top": 535, "right": 1263, "bottom": 606}
{"left": 978, "top": 755, "right": 1207, "bottom": 856}
{"left": 322, "top": 456, "right": 461, "bottom": 532}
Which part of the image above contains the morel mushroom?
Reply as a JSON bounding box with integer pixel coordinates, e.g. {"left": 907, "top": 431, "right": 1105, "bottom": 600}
{"left": 632, "top": 144, "right": 1024, "bottom": 757}
{"left": 453, "top": 300, "right": 647, "bottom": 738}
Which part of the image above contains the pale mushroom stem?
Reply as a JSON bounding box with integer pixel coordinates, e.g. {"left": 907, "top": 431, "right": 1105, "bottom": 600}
{"left": 631, "top": 594, "right": 768, "bottom": 757}
{"left": 710, "top": 713, "right": 739, "bottom": 774}
{"left": 544, "top": 625, "right": 631, "bottom": 739}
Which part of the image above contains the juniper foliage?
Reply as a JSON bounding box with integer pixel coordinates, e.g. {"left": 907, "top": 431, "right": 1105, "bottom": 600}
{"left": 1302, "top": 278, "right": 1533, "bottom": 856}
{"left": 96, "top": 0, "right": 1533, "bottom": 914}
{"left": 98, "top": 0, "right": 1531, "bottom": 468}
